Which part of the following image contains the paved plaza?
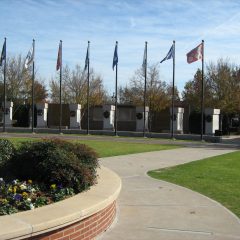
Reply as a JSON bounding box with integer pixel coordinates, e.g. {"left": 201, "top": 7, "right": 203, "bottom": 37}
{"left": 100, "top": 147, "right": 240, "bottom": 240}
{"left": 0, "top": 133, "right": 240, "bottom": 239}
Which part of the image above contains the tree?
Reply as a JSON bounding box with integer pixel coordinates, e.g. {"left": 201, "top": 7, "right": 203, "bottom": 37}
{"left": 182, "top": 59, "right": 240, "bottom": 114}
{"left": 119, "top": 64, "right": 179, "bottom": 112}
{"left": 182, "top": 68, "right": 211, "bottom": 110}
{"left": 49, "top": 64, "right": 107, "bottom": 107}
{"left": 32, "top": 80, "right": 48, "bottom": 103}
{"left": 0, "top": 54, "right": 48, "bottom": 105}
{"left": 206, "top": 59, "right": 240, "bottom": 113}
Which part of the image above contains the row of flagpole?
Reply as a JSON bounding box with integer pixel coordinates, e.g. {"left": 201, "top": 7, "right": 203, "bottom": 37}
{"left": 0, "top": 38, "right": 204, "bottom": 140}
{"left": 0, "top": 38, "right": 6, "bottom": 132}
{"left": 158, "top": 40, "right": 204, "bottom": 139}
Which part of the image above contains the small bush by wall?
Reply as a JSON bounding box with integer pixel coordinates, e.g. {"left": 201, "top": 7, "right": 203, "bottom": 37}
{"left": 0, "top": 139, "right": 15, "bottom": 167}
{"left": 3, "top": 139, "right": 99, "bottom": 193}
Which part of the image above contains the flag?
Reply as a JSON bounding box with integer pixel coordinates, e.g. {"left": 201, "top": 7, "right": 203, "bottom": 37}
{"left": 187, "top": 43, "right": 203, "bottom": 64}
{"left": 0, "top": 40, "right": 6, "bottom": 67}
{"left": 56, "top": 42, "right": 62, "bottom": 71}
{"left": 112, "top": 42, "right": 118, "bottom": 70}
{"left": 84, "top": 45, "right": 89, "bottom": 71}
{"left": 160, "top": 44, "right": 174, "bottom": 63}
{"left": 24, "top": 42, "right": 34, "bottom": 69}
{"left": 142, "top": 44, "right": 147, "bottom": 69}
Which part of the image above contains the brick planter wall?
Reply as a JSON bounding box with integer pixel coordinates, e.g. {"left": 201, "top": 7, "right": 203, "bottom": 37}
{"left": 0, "top": 167, "right": 121, "bottom": 240}
{"left": 32, "top": 201, "right": 116, "bottom": 240}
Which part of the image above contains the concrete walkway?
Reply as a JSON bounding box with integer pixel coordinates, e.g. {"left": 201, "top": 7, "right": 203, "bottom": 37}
{"left": 99, "top": 147, "right": 240, "bottom": 240}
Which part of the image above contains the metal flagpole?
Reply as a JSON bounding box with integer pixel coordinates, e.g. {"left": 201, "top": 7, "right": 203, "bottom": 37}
{"left": 201, "top": 40, "right": 204, "bottom": 141}
{"left": 149, "top": 75, "right": 153, "bottom": 137}
{"left": 114, "top": 41, "right": 118, "bottom": 137}
{"left": 59, "top": 40, "right": 62, "bottom": 134}
{"left": 143, "top": 41, "right": 147, "bottom": 138}
{"left": 31, "top": 39, "right": 35, "bottom": 133}
{"left": 3, "top": 38, "right": 6, "bottom": 133}
{"left": 171, "top": 40, "right": 175, "bottom": 139}
{"left": 87, "top": 41, "right": 90, "bottom": 135}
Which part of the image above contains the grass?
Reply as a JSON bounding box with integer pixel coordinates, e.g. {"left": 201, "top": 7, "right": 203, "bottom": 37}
{"left": 76, "top": 140, "right": 180, "bottom": 157}
{"left": 148, "top": 151, "right": 240, "bottom": 218}
{"left": 7, "top": 137, "right": 39, "bottom": 148}
{"left": 6, "top": 137, "right": 180, "bottom": 158}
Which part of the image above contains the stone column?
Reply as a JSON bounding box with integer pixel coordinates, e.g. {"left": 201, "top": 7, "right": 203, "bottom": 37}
{"left": 69, "top": 104, "right": 81, "bottom": 129}
{"left": 103, "top": 105, "right": 115, "bottom": 130}
{"left": 136, "top": 106, "right": 149, "bottom": 132}
{"left": 170, "top": 107, "right": 184, "bottom": 133}
{"left": 205, "top": 108, "right": 220, "bottom": 135}
{"left": 2, "top": 101, "right": 13, "bottom": 127}
{"left": 36, "top": 103, "right": 48, "bottom": 128}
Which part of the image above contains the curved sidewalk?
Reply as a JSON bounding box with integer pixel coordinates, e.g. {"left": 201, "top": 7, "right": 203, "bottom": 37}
{"left": 99, "top": 147, "right": 240, "bottom": 240}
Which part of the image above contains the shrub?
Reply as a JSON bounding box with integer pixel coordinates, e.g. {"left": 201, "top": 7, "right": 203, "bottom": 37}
{"left": 6, "top": 139, "right": 99, "bottom": 193}
{"left": 45, "top": 138, "right": 99, "bottom": 179}
{"left": 0, "top": 139, "right": 15, "bottom": 167}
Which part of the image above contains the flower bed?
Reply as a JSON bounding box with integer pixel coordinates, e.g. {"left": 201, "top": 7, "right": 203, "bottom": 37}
{"left": 0, "top": 166, "right": 121, "bottom": 240}
{"left": 0, "top": 178, "right": 74, "bottom": 215}
{"left": 0, "top": 138, "right": 99, "bottom": 215}
{"left": 0, "top": 138, "right": 121, "bottom": 239}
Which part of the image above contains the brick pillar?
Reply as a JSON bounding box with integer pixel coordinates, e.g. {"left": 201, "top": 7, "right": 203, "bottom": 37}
{"left": 2, "top": 101, "right": 13, "bottom": 127}
{"left": 136, "top": 106, "right": 149, "bottom": 132}
{"left": 170, "top": 107, "right": 184, "bottom": 133}
{"left": 205, "top": 108, "right": 220, "bottom": 135}
{"left": 103, "top": 105, "right": 115, "bottom": 130}
{"left": 69, "top": 104, "right": 81, "bottom": 129}
{"left": 36, "top": 103, "right": 48, "bottom": 128}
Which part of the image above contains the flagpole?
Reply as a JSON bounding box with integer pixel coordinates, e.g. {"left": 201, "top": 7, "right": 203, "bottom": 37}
{"left": 114, "top": 41, "right": 118, "bottom": 137}
{"left": 59, "top": 40, "right": 62, "bottom": 134}
{"left": 31, "top": 39, "right": 35, "bottom": 133}
{"left": 87, "top": 41, "right": 90, "bottom": 135}
{"left": 201, "top": 40, "right": 204, "bottom": 141}
{"left": 143, "top": 41, "right": 147, "bottom": 137}
{"left": 3, "top": 38, "right": 6, "bottom": 133}
{"left": 171, "top": 40, "right": 175, "bottom": 139}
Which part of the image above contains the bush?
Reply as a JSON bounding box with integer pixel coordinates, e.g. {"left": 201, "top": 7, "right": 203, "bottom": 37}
{"left": 6, "top": 139, "right": 99, "bottom": 193}
{"left": 46, "top": 138, "right": 99, "bottom": 178}
{"left": 0, "top": 139, "right": 15, "bottom": 167}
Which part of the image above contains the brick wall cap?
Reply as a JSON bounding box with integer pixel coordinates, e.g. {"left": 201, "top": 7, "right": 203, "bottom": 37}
{"left": 0, "top": 166, "right": 121, "bottom": 240}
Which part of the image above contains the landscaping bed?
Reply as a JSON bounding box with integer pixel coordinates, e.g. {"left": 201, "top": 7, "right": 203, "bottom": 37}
{"left": 0, "top": 138, "right": 99, "bottom": 215}
{"left": 0, "top": 166, "right": 121, "bottom": 240}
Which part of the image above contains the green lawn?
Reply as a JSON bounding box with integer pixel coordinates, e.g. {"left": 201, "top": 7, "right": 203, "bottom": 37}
{"left": 148, "top": 151, "right": 240, "bottom": 218}
{"left": 6, "top": 137, "right": 180, "bottom": 158}
{"left": 77, "top": 140, "right": 180, "bottom": 157}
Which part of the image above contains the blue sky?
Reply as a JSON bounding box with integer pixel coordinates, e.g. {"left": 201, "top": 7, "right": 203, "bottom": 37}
{"left": 1, "top": 0, "right": 240, "bottom": 96}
